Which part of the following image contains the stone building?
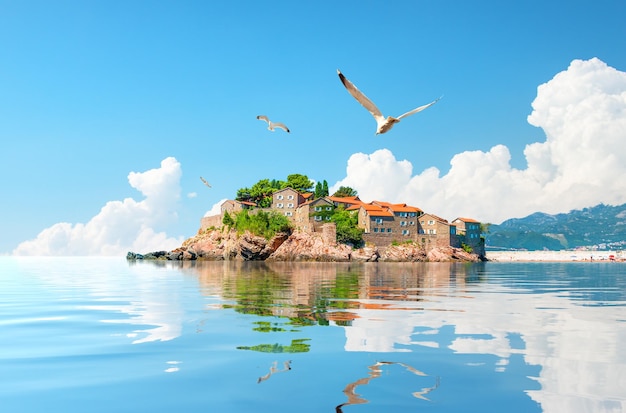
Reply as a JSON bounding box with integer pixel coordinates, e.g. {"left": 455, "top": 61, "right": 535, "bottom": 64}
{"left": 198, "top": 188, "right": 483, "bottom": 253}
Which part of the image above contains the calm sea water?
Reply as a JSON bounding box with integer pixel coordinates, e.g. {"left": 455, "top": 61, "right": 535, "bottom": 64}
{"left": 1, "top": 258, "right": 625, "bottom": 413}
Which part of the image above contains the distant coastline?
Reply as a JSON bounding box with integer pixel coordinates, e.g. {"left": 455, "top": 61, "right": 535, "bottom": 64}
{"left": 487, "top": 250, "right": 623, "bottom": 262}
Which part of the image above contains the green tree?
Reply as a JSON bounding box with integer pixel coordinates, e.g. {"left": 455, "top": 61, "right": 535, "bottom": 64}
{"left": 480, "top": 222, "right": 491, "bottom": 235}
{"left": 315, "top": 181, "right": 323, "bottom": 198}
{"left": 283, "top": 174, "right": 313, "bottom": 192}
{"left": 322, "top": 180, "right": 329, "bottom": 197}
{"left": 332, "top": 186, "right": 358, "bottom": 198}
{"left": 236, "top": 179, "right": 276, "bottom": 207}
{"left": 331, "top": 208, "right": 364, "bottom": 246}
{"left": 222, "top": 211, "right": 234, "bottom": 227}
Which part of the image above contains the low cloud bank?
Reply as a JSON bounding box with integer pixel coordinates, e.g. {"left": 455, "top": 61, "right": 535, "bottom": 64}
{"left": 13, "top": 157, "right": 185, "bottom": 256}
{"left": 332, "top": 58, "right": 626, "bottom": 223}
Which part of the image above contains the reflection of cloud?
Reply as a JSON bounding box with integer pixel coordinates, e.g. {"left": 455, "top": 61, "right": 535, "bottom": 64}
{"left": 342, "top": 285, "right": 626, "bottom": 413}
{"left": 96, "top": 299, "right": 182, "bottom": 344}
{"left": 15, "top": 257, "right": 184, "bottom": 345}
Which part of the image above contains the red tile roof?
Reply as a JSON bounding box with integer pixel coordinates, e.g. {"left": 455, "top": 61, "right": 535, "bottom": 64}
{"left": 454, "top": 217, "right": 480, "bottom": 223}
{"left": 328, "top": 196, "right": 362, "bottom": 205}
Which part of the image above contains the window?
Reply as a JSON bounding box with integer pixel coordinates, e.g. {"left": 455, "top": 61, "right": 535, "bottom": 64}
{"left": 402, "top": 229, "right": 410, "bottom": 236}
{"left": 409, "top": 221, "right": 414, "bottom": 225}
{"left": 325, "top": 216, "right": 331, "bottom": 221}
{"left": 315, "top": 206, "right": 322, "bottom": 212}
{"left": 277, "top": 203, "right": 283, "bottom": 208}
{"left": 410, "top": 212, "right": 416, "bottom": 217}
{"left": 428, "top": 220, "right": 435, "bottom": 225}
{"left": 314, "top": 216, "right": 322, "bottom": 221}
{"left": 399, "top": 212, "right": 407, "bottom": 217}
{"left": 373, "top": 228, "right": 379, "bottom": 233}
{"left": 277, "top": 195, "right": 283, "bottom": 200}
{"left": 285, "top": 211, "right": 293, "bottom": 216}
{"left": 375, "top": 218, "right": 383, "bottom": 224}
{"left": 287, "top": 195, "right": 294, "bottom": 200}
{"left": 386, "top": 228, "right": 392, "bottom": 233}
{"left": 428, "top": 229, "right": 436, "bottom": 234}
{"left": 400, "top": 221, "right": 407, "bottom": 226}
{"left": 287, "top": 203, "right": 294, "bottom": 208}
{"left": 325, "top": 206, "right": 332, "bottom": 211}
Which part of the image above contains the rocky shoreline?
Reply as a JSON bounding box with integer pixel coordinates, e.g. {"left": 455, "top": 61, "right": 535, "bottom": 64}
{"left": 127, "top": 228, "right": 486, "bottom": 263}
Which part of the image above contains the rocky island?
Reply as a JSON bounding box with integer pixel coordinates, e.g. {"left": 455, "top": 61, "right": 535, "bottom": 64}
{"left": 127, "top": 174, "right": 487, "bottom": 263}
{"left": 127, "top": 227, "right": 485, "bottom": 263}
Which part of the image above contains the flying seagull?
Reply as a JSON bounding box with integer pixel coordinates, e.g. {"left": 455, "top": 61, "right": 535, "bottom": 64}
{"left": 200, "top": 176, "right": 211, "bottom": 188}
{"left": 337, "top": 69, "right": 441, "bottom": 135}
{"left": 256, "top": 115, "right": 290, "bottom": 133}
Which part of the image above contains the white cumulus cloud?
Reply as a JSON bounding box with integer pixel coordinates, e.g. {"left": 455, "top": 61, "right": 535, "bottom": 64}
{"left": 13, "top": 157, "right": 185, "bottom": 256}
{"left": 332, "top": 58, "right": 626, "bottom": 223}
{"left": 204, "top": 198, "right": 228, "bottom": 217}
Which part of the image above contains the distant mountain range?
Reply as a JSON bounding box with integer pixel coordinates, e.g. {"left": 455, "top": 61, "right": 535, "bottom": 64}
{"left": 485, "top": 203, "right": 626, "bottom": 251}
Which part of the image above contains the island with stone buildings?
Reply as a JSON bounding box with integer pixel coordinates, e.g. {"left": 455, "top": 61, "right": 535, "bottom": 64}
{"left": 128, "top": 185, "right": 486, "bottom": 262}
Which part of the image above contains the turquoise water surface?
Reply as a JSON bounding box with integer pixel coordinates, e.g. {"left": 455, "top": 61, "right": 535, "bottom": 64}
{"left": 1, "top": 258, "right": 625, "bottom": 412}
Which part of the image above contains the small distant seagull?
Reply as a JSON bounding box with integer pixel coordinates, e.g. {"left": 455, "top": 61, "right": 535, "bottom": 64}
{"left": 200, "top": 176, "right": 211, "bottom": 188}
{"left": 337, "top": 69, "right": 441, "bottom": 135}
{"left": 256, "top": 115, "right": 290, "bottom": 133}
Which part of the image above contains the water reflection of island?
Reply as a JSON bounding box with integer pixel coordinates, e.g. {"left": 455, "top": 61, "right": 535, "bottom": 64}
{"left": 175, "top": 260, "right": 626, "bottom": 413}
{"left": 187, "top": 261, "right": 476, "bottom": 326}
{"left": 336, "top": 361, "right": 439, "bottom": 412}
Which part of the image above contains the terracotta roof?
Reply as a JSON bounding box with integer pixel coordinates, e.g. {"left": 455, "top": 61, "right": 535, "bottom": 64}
{"left": 328, "top": 196, "right": 362, "bottom": 205}
{"left": 302, "top": 192, "right": 314, "bottom": 199}
{"left": 389, "top": 205, "right": 422, "bottom": 213}
{"left": 368, "top": 210, "right": 394, "bottom": 217}
{"left": 360, "top": 203, "right": 384, "bottom": 211}
{"left": 454, "top": 217, "right": 480, "bottom": 223}
{"left": 360, "top": 204, "right": 394, "bottom": 217}
{"left": 372, "top": 200, "right": 422, "bottom": 213}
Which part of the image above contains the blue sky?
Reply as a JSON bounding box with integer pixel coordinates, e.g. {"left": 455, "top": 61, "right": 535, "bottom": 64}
{"left": 2, "top": 0, "right": 626, "bottom": 255}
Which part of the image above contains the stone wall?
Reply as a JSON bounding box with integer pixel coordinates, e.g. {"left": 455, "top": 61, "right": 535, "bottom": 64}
{"left": 321, "top": 223, "right": 336, "bottom": 245}
{"left": 200, "top": 214, "right": 223, "bottom": 231}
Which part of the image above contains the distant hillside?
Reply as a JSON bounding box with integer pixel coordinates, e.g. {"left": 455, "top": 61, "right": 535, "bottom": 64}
{"left": 486, "top": 203, "right": 626, "bottom": 251}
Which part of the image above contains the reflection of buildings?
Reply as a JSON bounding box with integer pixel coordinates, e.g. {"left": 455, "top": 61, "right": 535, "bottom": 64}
{"left": 187, "top": 261, "right": 473, "bottom": 326}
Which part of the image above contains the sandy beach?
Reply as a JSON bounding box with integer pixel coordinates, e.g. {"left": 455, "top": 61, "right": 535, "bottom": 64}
{"left": 487, "top": 250, "right": 624, "bottom": 262}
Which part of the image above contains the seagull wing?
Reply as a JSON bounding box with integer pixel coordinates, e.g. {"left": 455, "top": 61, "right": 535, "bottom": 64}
{"left": 272, "top": 122, "right": 290, "bottom": 133}
{"left": 337, "top": 70, "right": 385, "bottom": 122}
{"left": 200, "top": 176, "right": 211, "bottom": 188}
{"left": 396, "top": 96, "right": 442, "bottom": 120}
{"left": 256, "top": 115, "right": 270, "bottom": 124}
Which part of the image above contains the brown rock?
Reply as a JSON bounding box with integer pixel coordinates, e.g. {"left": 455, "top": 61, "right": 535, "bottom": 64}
{"left": 268, "top": 231, "right": 351, "bottom": 261}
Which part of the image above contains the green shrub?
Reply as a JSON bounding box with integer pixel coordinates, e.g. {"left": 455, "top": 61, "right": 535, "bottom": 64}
{"left": 233, "top": 210, "right": 292, "bottom": 239}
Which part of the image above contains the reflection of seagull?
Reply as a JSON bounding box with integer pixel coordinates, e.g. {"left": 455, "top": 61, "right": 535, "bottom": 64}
{"left": 200, "top": 176, "right": 211, "bottom": 188}
{"left": 256, "top": 115, "right": 290, "bottom": 133}
{"left": 412, "top": 376, "right": 440, "bottom": 401}
{"left": 376, "top": 361, "right": 427, "bottom": 376}
{"left": 337, "top": 69, "right": 441, "bottom": 135}
{"left": 257, "top": 360, "right": 292, "bottom": 384}
{"left": 335, "top": 360, "right": 436, "bottom": 412}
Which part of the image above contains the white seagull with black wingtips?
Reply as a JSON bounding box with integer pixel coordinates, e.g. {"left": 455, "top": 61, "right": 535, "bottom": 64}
{"left": 337, "top": 69, "right": 441, "bottom": 135}
{"left": 256, "top": 115, "right": 290, "bottom": 133}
